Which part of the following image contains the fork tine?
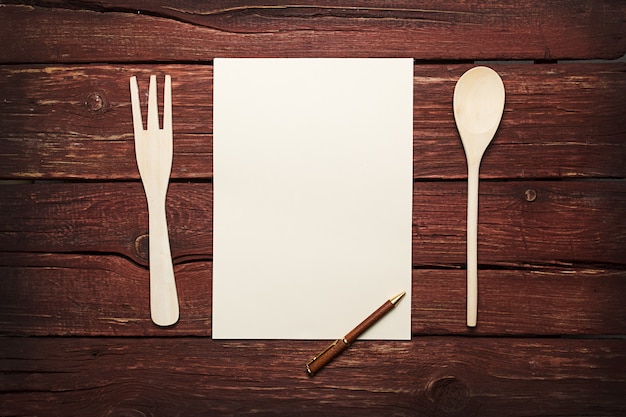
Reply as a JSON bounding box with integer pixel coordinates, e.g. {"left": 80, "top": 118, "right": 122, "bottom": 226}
{"left": 129, "top": 76, "right": 144, "bottom": 134}
{"left": 147, "top": 75, "right": 159, "bottom": 130}
{"left": 163, "top": 75, "right": 172, "bottom": 132}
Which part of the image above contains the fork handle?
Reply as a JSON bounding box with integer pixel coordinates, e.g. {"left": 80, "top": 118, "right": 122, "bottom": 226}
{"left": 148, "top": 202, "right": 179, "bottom": 326}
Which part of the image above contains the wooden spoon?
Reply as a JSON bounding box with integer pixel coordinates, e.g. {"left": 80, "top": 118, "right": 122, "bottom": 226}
{"left": 453, "top": 66, "right": 505, "bottom": 327}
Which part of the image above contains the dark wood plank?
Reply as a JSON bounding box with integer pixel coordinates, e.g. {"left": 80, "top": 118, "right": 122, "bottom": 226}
{"left": 0, "top": 182, "right": 212, "bottom": 266}
{"left": 1, "top": 336, "right": 624, "bottom": 416}
{"left": 0, "top": 64, "right": 626, "bottom": 179}
{"left": 413, "top": 268, "right": 626, "bottom": 336}
{"left": 0, "top": 64, "right": 624, "bottom": 180}
{"left": 0, "top": 181, "right": 623, "bottom": 267}
{"left": 416, "top": 64, "right": 626, "bottom": 179}
{"left": 0, "top": 65, "right": 211, "bottom": 180}
{"left": 413, "top": 180, "right": 626, "bottom": 267}
{"left": 1, "top": 253, "right": 624, "bottom": 336}
{"left": 0, "top": 254, "right": 212, "bottom": 336}
{"left": 1, "top": 1, "right": 625, "bottom": 63}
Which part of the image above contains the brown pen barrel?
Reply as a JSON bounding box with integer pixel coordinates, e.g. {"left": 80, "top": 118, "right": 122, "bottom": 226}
{"left": 345, "top": 300, "right": 394, "bottom": 343}
{"left": 306, "top": 339, "right": 350, "bottom": 375}
{"left": 306, "top": 300, "right": 395, "bottom": 375}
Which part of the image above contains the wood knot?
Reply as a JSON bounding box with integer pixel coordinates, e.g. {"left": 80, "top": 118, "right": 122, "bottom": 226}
{"left": 134, "top": 233, "right": 149, "bottom": 261}
{"left": 524, "top": 188, "right": 537, "bottom": 202}
{"left": 427, "top": 376, "right": 470, "bottom": 413}
{"left": 85, "top": 92, "right": 107, "bottom": 112}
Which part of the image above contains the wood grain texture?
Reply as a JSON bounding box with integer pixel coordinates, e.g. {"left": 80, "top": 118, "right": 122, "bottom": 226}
{"left": 1, "top": 337, "right": 625, "bottom": 416}
{"left": 0, "top": 1, "right": 625, "bottom": 415}
{"left": 0, "top": 254, "right": 212, "bottom": 336}
{"left": 0, "top": 253, "right": 624, "bottom": 336}
{"left": 0, "top": 64, "right": 625, "bottom": 180}
{"left": 1, "top": 1, "right": 625, "bottom": 63}
{"left": 0, "top": 181, "right": 623, "bottom": 267}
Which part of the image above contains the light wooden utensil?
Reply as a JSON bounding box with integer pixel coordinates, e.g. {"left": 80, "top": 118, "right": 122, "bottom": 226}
{"left": 453, "top": 66, "right": 505, "bottom": 327}
{"left": 130, "top": 75, "right": 179, "bottom": 326}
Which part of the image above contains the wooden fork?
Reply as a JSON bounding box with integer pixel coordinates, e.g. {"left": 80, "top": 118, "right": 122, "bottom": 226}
{"left": 130, "top": 75, "right": 179, "bottom": 326}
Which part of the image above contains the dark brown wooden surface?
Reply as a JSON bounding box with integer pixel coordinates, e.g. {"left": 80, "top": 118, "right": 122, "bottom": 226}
{"left": 2, "top": 337, "right": 625, "bottom": 417}
{"left": 1, "top": 1, "right": 625, "bottom": 62}
{"left": 1, "top": 1, "right": 625, "bottom": 416}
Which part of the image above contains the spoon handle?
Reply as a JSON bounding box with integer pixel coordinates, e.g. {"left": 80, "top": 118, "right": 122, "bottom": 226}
{"left": 466, "top": 161, "right": 480, "bottom": 327}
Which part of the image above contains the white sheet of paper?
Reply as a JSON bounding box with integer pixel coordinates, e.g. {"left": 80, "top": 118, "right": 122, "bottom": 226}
{"left": 212, "top": 58, "right": 413, "bottom": 340}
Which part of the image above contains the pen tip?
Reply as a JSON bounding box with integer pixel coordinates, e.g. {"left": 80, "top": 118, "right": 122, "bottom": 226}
{"left": 390, "top": 291, "right": 406, "bottom": 305}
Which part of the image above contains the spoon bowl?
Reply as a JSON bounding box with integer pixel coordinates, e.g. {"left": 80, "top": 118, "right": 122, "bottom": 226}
{"left": 454, "top": 67, "right": 505, "bottom": 160}
{"left": 453, "top": 66, "right": 505, "bottom": 327}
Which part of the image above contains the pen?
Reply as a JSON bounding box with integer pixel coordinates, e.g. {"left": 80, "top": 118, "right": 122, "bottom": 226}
{"left": 306, "top": 291, "right": 406, "bottom": 376}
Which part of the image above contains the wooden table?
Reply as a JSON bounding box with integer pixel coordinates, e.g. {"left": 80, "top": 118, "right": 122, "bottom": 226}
{"left": 1, "top": 2, "right": 625, "bottom": 416}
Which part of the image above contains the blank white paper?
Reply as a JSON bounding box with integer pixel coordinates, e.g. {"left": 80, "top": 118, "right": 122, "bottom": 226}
{"left": 212, "top": 58, "right": 413, "bottom": 340}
